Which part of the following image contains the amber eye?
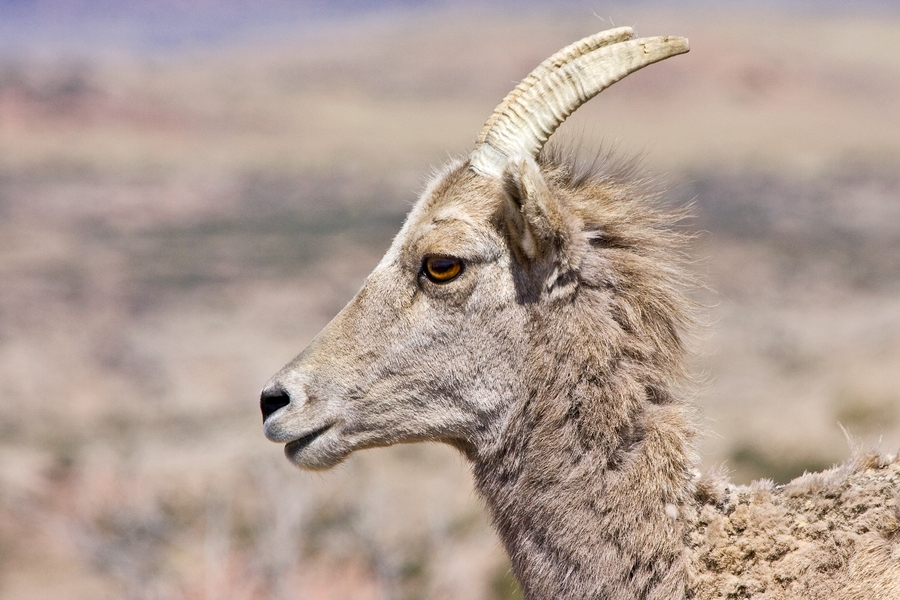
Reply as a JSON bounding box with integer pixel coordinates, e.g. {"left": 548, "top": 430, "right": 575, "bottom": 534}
{"left": 423, "top": 256, "right": 463, "bottom": 283}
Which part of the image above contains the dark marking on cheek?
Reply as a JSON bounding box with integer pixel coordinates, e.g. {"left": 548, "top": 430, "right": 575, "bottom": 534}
{"left": 645, "top": 384, "right": 671, "bottom": 405}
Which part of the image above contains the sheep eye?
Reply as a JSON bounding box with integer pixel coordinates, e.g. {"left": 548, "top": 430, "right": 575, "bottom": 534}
{"left": 423, "top": 256, "right": 463, "bottom": 283}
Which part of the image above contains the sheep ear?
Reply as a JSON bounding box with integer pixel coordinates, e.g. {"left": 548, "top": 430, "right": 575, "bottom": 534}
{"left": 502, "top": 156, "right": 577, "bottom": 271}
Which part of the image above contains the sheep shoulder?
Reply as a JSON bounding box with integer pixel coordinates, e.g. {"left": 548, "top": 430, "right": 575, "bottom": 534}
{"left": 685, "top": 452, "right": 900, "bottom": 599}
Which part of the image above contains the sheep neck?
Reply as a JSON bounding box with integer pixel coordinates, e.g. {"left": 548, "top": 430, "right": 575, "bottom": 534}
{"left": 470, "top": 323, "right": 696, "bottom": 600}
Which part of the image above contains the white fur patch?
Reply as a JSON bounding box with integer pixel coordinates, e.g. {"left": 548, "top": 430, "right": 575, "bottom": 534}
{"left": 665, "top": 503, "right": 679, "bottom": 521}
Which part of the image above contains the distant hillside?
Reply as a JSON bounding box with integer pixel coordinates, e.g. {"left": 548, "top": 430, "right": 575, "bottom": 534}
{"left": 1, "top": 0, "right": 897, "bottom": 55}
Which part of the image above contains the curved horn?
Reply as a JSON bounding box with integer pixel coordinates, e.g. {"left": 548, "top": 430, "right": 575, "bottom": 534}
{"left": 469, "top": 28, "right": 689, "bottom": 178}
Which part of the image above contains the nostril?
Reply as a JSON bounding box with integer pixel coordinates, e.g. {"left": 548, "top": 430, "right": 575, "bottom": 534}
{"left": 260, "top": 387, "right": 291, "bottom": 422}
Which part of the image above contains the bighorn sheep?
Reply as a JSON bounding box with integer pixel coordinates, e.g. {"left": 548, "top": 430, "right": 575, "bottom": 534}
{"left": 260, "top": 27, "right": 900, "bottom": 599}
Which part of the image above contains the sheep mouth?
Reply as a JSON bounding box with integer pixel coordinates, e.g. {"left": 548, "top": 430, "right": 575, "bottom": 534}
{"left": 285, "top": 423, "right": 334, "bottom": 454}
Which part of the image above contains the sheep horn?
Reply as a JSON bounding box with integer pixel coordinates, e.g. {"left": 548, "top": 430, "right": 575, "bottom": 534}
{"left": 469, "top": 27, "right": 689, "bottom": 179}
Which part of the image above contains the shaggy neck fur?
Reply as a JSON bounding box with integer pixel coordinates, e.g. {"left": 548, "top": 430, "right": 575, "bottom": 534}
{"left": 471, "top": 156, "right": 698, "bottom": 600}
{"left": 471, "top": 323, "right": 696, "bottom": 600}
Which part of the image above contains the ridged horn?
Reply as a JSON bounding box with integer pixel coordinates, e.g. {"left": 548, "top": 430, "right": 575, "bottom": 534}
{"left": 469, "top": 27, "right": 689, "bottom": 179}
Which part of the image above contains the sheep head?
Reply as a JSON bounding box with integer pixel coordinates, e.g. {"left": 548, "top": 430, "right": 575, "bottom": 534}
{"left": 260, "top": 27, "right": 689, "bottom": 470}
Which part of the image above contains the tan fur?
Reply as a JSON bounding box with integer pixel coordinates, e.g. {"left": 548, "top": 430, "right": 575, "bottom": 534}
{"left": 688, "top": 452, "right": 900, "bottom": 599}
{"left": 260, "top": 74, "right": 900, "bottom": 600}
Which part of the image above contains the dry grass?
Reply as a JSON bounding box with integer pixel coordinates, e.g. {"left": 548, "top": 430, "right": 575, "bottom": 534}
{"left": 1, "top": 4, "right": 899, "bottom": 599}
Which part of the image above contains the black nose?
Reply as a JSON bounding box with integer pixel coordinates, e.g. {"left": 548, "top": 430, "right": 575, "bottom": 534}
{"left": 260, "top": 386, "right": 291, "bottom": 422}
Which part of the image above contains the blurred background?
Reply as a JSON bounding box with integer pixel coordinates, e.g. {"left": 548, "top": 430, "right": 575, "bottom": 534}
{"left": 1, "top": 1, "right": 899, "bottom": 598}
